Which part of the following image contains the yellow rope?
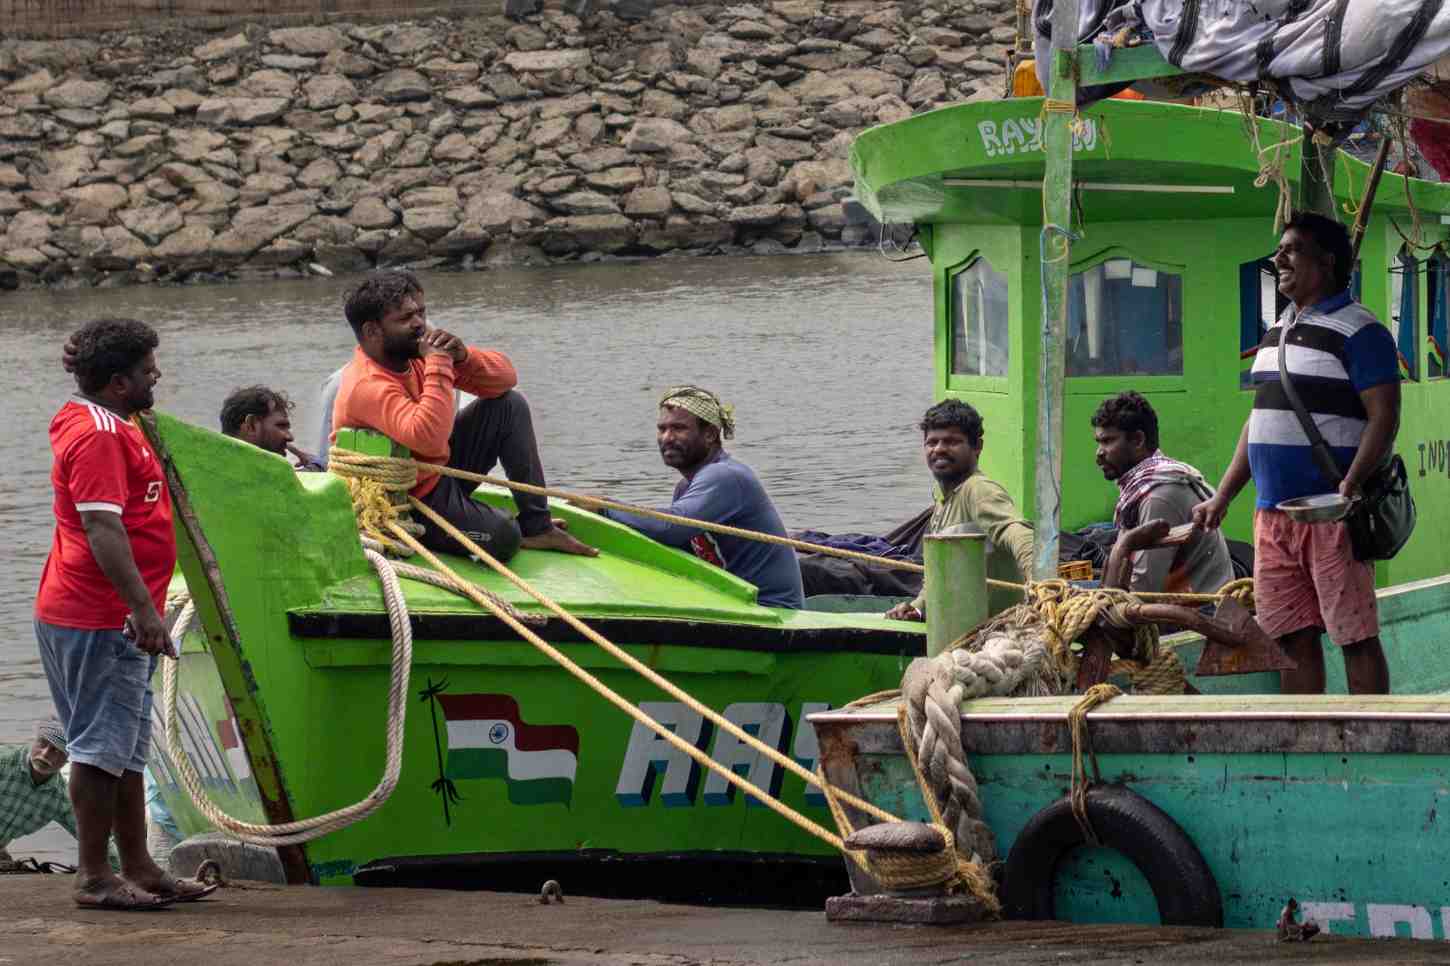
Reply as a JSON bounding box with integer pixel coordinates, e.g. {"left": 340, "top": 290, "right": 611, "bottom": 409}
{"left": 401, "top": 492, "right": 913, "bottom": 828}
{"left": 1068, "top": 683, "right": 1122, "bottom": 845}
{"left": 383, "top": 512, "right": 855, "bottom": 850}
{"left": 327, "top": 448, "right": 1257, "bottom": 608}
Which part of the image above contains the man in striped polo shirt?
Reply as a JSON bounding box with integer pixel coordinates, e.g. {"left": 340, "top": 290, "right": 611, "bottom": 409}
{"left": 1193, "top": 213, "right": 1400, "bottom": 694}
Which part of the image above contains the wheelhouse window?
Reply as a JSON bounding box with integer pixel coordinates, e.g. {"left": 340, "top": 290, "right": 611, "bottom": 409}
{"left": 1239, "top": 257, "right": 1285, "bottom": 388}
{"left": 1067, "top": 258, "right": 1182, "bottom": 377}
{"left": 1428, "top": 250, "right": 1447, "bottom": 379}
{"left": 1390, "top": 250, "right": 1420, "bottom": 381}
{"left": 950, "top": 256, "right": 1009, "bottom": 378}
{"left": 1238, "top": 257, "right": 1362, "bottom": 388}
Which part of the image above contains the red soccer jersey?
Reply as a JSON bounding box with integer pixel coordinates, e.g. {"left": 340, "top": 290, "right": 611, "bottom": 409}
{"left": 35, "top": 400, "right": 176, "bottom": 630}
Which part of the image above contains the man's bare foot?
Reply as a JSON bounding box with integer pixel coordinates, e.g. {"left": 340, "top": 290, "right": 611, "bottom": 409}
{"left": 74, "top": 874, "right": 172, "bottom": 911}
{"left": 521, "top": 525, "right": 599, "bottom": 557}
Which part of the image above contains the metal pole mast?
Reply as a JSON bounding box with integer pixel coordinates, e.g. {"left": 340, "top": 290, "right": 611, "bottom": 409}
{"left": 1032, "top": 0, "right": 1081, "bottom": 580}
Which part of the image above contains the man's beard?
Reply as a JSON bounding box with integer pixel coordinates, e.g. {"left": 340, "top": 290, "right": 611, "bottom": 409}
{"left": 383, "top": 331, "right": 423, "bottom": 360}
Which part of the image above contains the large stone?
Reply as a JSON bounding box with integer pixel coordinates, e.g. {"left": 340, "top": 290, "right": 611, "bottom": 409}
{"left": 168, "top": 128, "right": 227, "bottom": 161}
{"left": 119, "top": 205, "right": 183, "bottom": 245}
{"left": 129, "top": 96, "right": 176, "bottom": 121}
{"left": 190, "top": 181, "right": 240, "bottom": 213}
{"left": 56, "top": 108, "right": 101, "bottom": 128}
{"left": 153, "top": 223, "right": 215, "bottom": 262}
{"left": 269, "top": 26, "right": 348, "bottom": 55}
{"left": 528, "top": 117, "right": 572, "bottom": 148}
{"left": 242, "top": 69, "right": 298, "bottom": 99}
{"left": 671, "top": 191, "right": 717, "bottom": 215}
{"left": 639, "top": 214, "right": 733, "bottom": 250}
{"left": 376, "top": 70, "right": 431, "bottom": 103}
{"left": 625, "top": 117, "right": 692, "bottom": 153}
{"left": 443, "top": 86, "right": 495, "bottom": 109}
{"left": 321, "top": 49, "right": 378, "bottom": 78}
{"left": 552, "top": 190, "right": 618, "bottom": 215}
{"left": 754, "top": 133, "right": 816, "bottom": 162}
{"left": 402, "top": 205, "right": 460, "bottom": 241}
{"left": 906, "top": 71, "right": 947, "bottom": 107}
{"left": 503, "top": 50, "right": 592, "bottom": 73}
{"left": 67, "top": 183, "right": 128, "bottom": 225}
{"left": 584, "top": 167, "right": 644, "bottom": 192}
{"left": 790, "top": 158, "right": 852, "bottom": 190}
{"left": 727, "top": 203, "right": 788, "bottom": 227}
{"left": 623, "top": 185, "right": 672, "bottom": 217}
{"left": 44, "top": 79, "right": 110, "bottom": 109}
{"left": 541, "top": 214, "right": 636, "bottom": 252}
{"left": 211, "top": 204, "right": 314, "bottom": 257}
{"left": 194, "top": 34, "right": 251, "bottom": 62}
{"left": 31, "top": 147, "right": 94, "bottom": 192}
{"left": 0, "top": 192, "right": 21, "bottom": 216}
{"left": 4, "top": 211, "right": 53, "bottom": 249}
{"left": 348, "top": 196, "right": 397, "bottom": 229}
{"left": 303, "top": 74, "right": 357, "bottom": 111}
{"left": 569, "top": 147, "right": 632, "bottom": 173}
{"left": 6, "top": 69, "right": 55, "bottom": 94}
{"left": 401, "top": 186, "right": 460, "bottom": 209}
{"left": 239, "top": 172, "right": 295, "bottom": 205}
{"left": 2, "top": 247, "right": 50, "bottom": 272}
{"left": 0, "top": 114, "right": 43, "bottom": 140}
{"left": 114, "top": 134, "right": 163, "bottom": 158}
{"left": 431, "top": 220, "right": 488, "bottom": 256}
{"left": 197, "top": 97, "right": 291, "bottom": 126}
{"left": 727, "top": 19, "right": 777, "bottom": 40}
{"left": 431, "top": 133, "right": 475, "bottom": 163}
{"left": 297, "top": 157, "right": 342, "bottom": 189}
{"left": 420, "top": 58, "right": 480, "bottom": 84}
{"left": 101, "top": 225, "right": 150, "bottom": 262}
{"left": 380, "top": 26, "right": 435, "bottom": 56}
{"left": 465, "top": 191, "right": 546, "bottom": 232}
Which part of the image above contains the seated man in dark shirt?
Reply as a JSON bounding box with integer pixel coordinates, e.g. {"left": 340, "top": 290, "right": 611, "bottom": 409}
{"left": 598, "top": 386, "right": 804, "bottom": 609}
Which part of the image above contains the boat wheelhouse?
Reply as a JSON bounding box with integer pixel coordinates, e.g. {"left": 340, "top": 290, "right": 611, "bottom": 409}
{"left": 851, "top": 95, "right": 1450, "bottom": 588}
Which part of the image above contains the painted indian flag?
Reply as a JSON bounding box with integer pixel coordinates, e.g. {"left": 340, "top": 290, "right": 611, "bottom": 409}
{"left": 437, "top": 694, "right": 579, "bottom": 807}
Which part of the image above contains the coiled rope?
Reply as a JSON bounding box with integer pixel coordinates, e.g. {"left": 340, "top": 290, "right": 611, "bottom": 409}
{"left": 161, "top": 546, "right": 413, "bottom": 846}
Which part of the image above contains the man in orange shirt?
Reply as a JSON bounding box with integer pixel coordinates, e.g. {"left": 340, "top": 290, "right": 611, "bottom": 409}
{"left": 332, "top": 271, "right": 595, "bottom": 560}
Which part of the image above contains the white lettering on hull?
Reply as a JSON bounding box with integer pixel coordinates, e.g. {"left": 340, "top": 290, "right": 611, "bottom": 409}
{"left": 977, "top": 116, "right": 1097, "bottom": 158}
{"left": 615, "top": 701, "right": 829, "bottom": 808}
{"left": 1303, "top": 901, "right": 1450, "bottom": 940}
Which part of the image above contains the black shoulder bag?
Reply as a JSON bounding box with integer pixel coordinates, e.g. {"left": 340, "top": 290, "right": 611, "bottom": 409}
{"left": 1277, "top": 322, "right": 1415, "bottom": 561}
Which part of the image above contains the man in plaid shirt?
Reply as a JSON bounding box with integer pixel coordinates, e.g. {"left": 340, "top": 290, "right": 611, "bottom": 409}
{"left": 0, "top": 720, "right": 116, "bottom": 869}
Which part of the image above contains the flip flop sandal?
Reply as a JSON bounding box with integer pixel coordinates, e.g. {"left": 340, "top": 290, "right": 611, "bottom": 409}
{"left": 151, "top": 876, "right": 220, "bottom": 903}
{"left": 74, "top": 881, "right": 174, "bottom": 912}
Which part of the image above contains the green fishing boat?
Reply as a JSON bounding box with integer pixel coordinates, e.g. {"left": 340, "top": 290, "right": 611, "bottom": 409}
{"left": 141, "top": 413, "right": 924, "bottom": 895}
{"left": 808, "top": 4, "right": 1450, "bottom": 942}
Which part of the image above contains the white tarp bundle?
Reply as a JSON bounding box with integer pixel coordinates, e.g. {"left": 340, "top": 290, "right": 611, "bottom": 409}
{"left": 1034, "top": 0, "right": 1450, "bottom": 116}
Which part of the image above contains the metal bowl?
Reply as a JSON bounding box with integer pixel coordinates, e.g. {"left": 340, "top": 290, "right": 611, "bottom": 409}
{"left": 1276, "top": 492, "right": 1351, "bottom": 524}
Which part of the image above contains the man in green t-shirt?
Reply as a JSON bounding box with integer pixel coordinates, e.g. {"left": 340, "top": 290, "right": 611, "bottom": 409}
{"left": 885, "top": 399, "right": 1035, "bottom": 621}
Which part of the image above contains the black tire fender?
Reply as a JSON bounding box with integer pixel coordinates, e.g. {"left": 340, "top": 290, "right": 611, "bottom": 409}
{"left": 1001, "top": 784, "right": 1223, "bottom": 927}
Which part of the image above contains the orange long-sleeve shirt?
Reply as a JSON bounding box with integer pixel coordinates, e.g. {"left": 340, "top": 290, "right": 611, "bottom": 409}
{"left": 331, "top": 345, "right": 518, "bottom": 498}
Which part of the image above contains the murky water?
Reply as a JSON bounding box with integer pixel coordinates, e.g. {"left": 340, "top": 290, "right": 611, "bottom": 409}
{"left": 0, "top": 252, "right": 933, "bottom": 748}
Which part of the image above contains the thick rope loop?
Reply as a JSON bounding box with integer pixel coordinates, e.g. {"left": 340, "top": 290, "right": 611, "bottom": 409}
{"left": 163, "top": 547, "right": 413, "bottom": 847}
{"left": 1068, "top": 684, "right": 1123, "bottom": 846}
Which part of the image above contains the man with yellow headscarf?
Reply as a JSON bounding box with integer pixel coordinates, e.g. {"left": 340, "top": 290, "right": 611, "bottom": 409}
{"left": 598, "top": 386, "right": 804, "bottom": 608}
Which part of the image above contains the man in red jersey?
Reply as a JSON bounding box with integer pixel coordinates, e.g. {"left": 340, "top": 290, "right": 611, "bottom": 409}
{"left": 332, "top": 270, "right": 595, "bottom": 559}
{"left": 35, "top": 318, "right": 213, "bottom": 910}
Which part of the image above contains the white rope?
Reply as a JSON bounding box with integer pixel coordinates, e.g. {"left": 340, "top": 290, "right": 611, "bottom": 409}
{"left": 162, "top": 547, "right": 413, "bottom": 847}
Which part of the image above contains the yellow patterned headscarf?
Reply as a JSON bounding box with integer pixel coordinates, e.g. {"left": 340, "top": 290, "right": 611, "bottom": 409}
{"left": 659, "top": 385, "right": 735, "bottom": 440}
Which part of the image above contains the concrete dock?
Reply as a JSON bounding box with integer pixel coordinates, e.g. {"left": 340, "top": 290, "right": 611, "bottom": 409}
{"left": 5, "top": 877, "right": 1450, "bottom": 965}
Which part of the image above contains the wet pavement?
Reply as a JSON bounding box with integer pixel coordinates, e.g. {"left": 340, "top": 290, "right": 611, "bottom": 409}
{"left": 4, "top": 877, "right": 1449, "bottom": 965}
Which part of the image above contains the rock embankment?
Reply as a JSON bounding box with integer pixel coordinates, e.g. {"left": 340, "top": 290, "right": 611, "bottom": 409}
{"left": 0, "top": 1, "right": 1014, "bottom": 289}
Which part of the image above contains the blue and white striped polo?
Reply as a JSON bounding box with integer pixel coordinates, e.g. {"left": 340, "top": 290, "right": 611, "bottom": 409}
{"left": 1247, "top": 290, "right": 1398, "bottom": 508}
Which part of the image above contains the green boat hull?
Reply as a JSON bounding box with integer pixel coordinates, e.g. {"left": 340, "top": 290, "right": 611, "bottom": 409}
{"left": 141, "top": 411, "right": 925, "bottom": 892}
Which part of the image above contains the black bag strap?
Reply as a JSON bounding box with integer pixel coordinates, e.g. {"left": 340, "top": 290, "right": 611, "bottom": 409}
{"left": 1276, "top": 319, "right": 1346, "bottom": 485}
